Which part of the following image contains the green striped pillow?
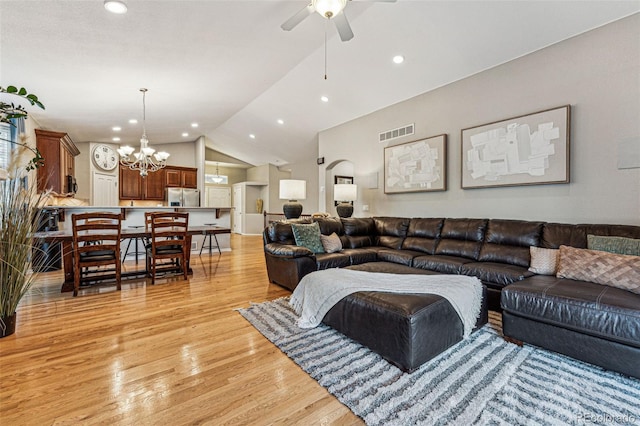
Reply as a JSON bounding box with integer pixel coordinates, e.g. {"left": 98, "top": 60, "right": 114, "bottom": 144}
{"left": 587, "top": 235, "right": 640, "bottom": 256}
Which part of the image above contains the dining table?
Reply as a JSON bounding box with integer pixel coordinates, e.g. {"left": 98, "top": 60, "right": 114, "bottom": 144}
{"left": 33, "top": 225, "right": 231, "bottom": 292}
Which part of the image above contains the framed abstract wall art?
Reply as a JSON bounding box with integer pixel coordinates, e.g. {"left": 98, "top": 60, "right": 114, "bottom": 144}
{"left": 461, "top": 105, "right": 571, "bottom": 189}
{"left": 384, "top": 134, "right": 447, "bottom": 194}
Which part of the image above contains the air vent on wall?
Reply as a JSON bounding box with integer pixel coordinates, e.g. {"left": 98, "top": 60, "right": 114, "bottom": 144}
{"left": 379, "top": 123, "right": 414, "bottom": 143}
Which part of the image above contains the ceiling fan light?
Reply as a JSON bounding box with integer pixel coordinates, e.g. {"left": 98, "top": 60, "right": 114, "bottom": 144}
{"left": 312, "top": 0, "right": 347, "bottom": 19}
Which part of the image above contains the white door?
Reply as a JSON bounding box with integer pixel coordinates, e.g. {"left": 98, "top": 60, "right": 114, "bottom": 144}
{"left": 232, "top": 184, "right": 243, "bottom": 234}
{"left": 93, "top": 172, "right": 118, "bottom": 206}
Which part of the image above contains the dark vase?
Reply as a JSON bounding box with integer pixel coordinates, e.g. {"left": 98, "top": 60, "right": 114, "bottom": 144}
{"left": 0, "top": 313, "right": 17, "bottom": 338}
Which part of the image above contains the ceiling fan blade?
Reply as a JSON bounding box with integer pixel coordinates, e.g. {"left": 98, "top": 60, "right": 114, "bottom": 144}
{"left": 333, "top": 12, "right": 354, "bottom": 42}
{"left": 281, "top": 4, "right": 315, "bottom": 31}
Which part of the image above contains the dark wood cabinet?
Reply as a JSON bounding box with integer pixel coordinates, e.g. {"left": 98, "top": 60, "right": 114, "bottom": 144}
{"left": 182, "top": 168, "right": 197, "bottom": 188}
{"left": 165, "top": 168, "right": 181, "bottom": 187}
{"left": 119, "top": 166, "right": 142, "bottom": 199}
{"left": 143, "top": 169, "right": 166, "bottom": 200}
{"left": 120, "top": 166, "right": 195, "bottom": 200}
{"left": 35, "top": 129, "right": 79, "bottom": 194}
{"left": 165, "top": 166, "right": 197, "bottom": 188}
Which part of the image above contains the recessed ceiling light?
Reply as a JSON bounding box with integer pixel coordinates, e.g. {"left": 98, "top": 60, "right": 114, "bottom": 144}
{"left": 320, "top": 96, "right": 329, "bottom": 103}
{"left": 112, "top": 137, "right": 121, "bottom": 142}
{"left": 393, "top": 55, "right": 405, "bottom": 64}
{"left": 104, "top": 0, "right": 127, "bottom": 14}
{"left": 191, "top": 123, "right": 198, "bottom": 128}
{"left": 277, "top": 119, "right": 284, "bottom": 125}
{"left": 182, "top": 132, "right": 189, "bottom": 137}
{"left": 249, "top": 134, "right": 256, "bottom": 139}
{"left": 129, "top": 119, "right": 137, "bottom": 124}
{"left": 112, "top": 126, "right": 121, "bottom": 131}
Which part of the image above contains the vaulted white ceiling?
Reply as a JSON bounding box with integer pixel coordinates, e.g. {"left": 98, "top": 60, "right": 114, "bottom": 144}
{"left": 1, "top": 1, "right": 638, "bottom": 167}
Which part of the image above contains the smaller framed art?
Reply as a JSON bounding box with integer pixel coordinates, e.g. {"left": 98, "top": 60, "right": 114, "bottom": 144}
{"left": 384, "top": 134, "right": 447, "bottom": 194}
{"left": 461, "top": 105, "right": 571, "bottom": 189}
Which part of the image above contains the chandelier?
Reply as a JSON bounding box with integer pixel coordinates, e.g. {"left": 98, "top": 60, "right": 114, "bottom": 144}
{"left": 117, "top": 88, "right": 169, "bottom": 177}
{"left": 211, "top": 162, "right": 223, "bottom": 183}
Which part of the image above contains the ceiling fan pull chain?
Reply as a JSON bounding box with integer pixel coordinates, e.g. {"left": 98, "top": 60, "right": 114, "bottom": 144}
{"left": 324, "top": 21, "right": 328, "bottom": 80}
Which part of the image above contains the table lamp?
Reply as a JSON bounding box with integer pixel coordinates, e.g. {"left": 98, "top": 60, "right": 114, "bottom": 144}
{"left": 279, "top": 179, "right": 306, "bottom": 219}
{"left": 334, "top": 183, "right": 357, "bottom": 218}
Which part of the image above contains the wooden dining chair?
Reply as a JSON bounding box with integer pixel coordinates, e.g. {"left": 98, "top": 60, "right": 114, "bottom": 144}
{"left": 145, "top": 212, "right": 189, "bottom": 285}
{"left": 71, "top": 212, "right": 122, "bottom": 297}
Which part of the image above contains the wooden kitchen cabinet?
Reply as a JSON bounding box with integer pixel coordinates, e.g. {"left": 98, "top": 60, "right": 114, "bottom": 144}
{"left": 119, "top": 167, "right": 166, "bottom": 200}
{"left": 165, "top": 166, "right": 197, "bottom": 188}
{"left": 144, "top": 168, "right": 166, "bottom": 200}
{"left": 35, "top": 129, "right": 79, "bottom": 194}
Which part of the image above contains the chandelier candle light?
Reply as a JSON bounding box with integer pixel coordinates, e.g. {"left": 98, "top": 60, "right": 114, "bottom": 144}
{"left": 117, "top": 88, "right": 170, "bottom": 177}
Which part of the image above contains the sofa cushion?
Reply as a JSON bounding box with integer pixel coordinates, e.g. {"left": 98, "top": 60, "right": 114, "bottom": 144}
{"left": 291, "top": 222, "right": 324, "bottom": 254}
{"left": 460, "top": 262, "right": 533, "bottom": 287}
{"left": 374, "top": 217, "right": 410, "bottom": 249}
{"left": 401, "top": 218, "right": 444, "bottom": 254}
{"left": 341, "top": 248, "right": 379, "bottom": 265}
{"left": 267, "top": 218, "right": 312, "bottom": 245}
{"left": 528, "top": 246, "right": 559, "bottom": 275}
{"left": 320, "top": 232, "right": 342, "bottom": 253}
{"left": 342, "top": 217, "right": 376, "bottom": 236}
{"left": 315, "top": 252, "right": 351, "bottom": 270}
{"left": 501, "top": 275, "right": 640, "bottom": 348}
{"left": 377, "top": 249, "right": 424, "bottom": 266}
{"left": 587, "top": 234, "right": 640, "bottom": 256}
{"left": 412, "top": 254, "right": 473, "bottom": 274}
{"left": 434, "top": 218, "right": 487, "bottom": 260}
{"left": 314, "top": 217, "right": 344, "bottom": 236}
{"left": 478, "top": 219, "right": 543, "bottom": 267}
{"left": 556, "top": 245, "right": 640, "bottom": 295}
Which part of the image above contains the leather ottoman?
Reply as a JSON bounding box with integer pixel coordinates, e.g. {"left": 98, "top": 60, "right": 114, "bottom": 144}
{"left": 321, "top": 262, "right": 489, "bottom": 372}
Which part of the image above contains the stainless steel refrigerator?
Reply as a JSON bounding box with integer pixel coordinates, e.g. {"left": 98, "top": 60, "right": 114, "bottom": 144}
{"left": 167, "top": 188, "right": 200, "bottom": 207}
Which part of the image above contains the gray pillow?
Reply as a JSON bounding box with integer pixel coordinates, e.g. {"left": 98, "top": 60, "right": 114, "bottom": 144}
{"left": 320, "top": 232, "right": 342, "bottom": 253}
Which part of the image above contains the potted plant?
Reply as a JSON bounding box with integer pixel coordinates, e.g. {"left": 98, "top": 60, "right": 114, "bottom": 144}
{"left": 0, "top": 85, "right": 47, "bottom": 337}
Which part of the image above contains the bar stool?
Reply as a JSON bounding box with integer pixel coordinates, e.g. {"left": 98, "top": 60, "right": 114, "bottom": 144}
{"left": 199, "top": 223, "right": 221, "bottom": 256}
{"left": 123, "top": 225, "right": 146, "bottom": 264}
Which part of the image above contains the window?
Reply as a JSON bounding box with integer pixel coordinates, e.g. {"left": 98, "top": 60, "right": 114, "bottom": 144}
{"left": 0, "top": 118, "right": 24, "bottom": 171}
{"left": 205, "top": 174, "right": 228, "bottom": 184}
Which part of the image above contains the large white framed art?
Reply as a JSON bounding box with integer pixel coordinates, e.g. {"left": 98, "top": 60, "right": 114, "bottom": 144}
{"left": 461, "top": 105, "right": 571, "bottom": 189}
{"left": 384, "top": 134, "right": 447, "bottom": 194}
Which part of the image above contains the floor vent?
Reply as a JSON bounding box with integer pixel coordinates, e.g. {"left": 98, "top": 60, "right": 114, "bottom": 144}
{"left": 379, "top": 123, "right": 414, "bottom": 143}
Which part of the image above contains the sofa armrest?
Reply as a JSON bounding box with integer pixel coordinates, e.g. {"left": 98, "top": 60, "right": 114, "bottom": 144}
{"left": 265, "top": 243, "right": 313, "bottom": 258}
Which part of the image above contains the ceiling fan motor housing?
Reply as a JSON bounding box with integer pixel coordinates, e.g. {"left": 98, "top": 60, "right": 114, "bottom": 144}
{"left": 313, "top": 0, "right": 347, "bottom": 19}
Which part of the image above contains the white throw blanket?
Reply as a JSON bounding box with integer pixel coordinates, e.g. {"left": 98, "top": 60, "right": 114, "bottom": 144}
{"left": 290, "top": 268, "right": 483, "bottom": 338}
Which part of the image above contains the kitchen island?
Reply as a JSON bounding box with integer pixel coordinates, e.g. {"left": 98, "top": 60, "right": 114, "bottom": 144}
{"left": 41, "top": 206, "right": 233, "bottom": 254}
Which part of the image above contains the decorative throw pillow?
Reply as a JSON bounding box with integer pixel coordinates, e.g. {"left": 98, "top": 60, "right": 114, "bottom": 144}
{"left": 587, "top": 234, "right": 640, "bottom": 256}
{"left": 320, "top": 232, "right": 342, "bottom": 253}
{"left": 291, "top": 222, "right": 325, "bottom": 254}
{"left": 528, "top": 246, "right": 559, "bottom": 275}
{"left": 556, "top": 245, "right": 640, "bottom": 295}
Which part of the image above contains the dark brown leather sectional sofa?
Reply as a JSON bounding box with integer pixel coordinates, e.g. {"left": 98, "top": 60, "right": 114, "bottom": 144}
{"left": 263, "top": 216, "right": 640, "bottom": 377}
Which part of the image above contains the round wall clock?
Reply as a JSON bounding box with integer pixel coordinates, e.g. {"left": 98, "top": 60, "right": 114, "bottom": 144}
{"left": 92, "top": 144, "right": 119, "bottom": 171}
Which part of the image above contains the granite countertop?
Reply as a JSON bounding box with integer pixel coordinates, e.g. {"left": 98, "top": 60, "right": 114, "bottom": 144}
{"left": 43, "top": 206, "right": 233, "bottom": 209}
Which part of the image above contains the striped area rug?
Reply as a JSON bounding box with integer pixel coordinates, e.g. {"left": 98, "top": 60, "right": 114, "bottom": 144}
{"left": 238, "top": 297, "right": 640, "bottom": 426}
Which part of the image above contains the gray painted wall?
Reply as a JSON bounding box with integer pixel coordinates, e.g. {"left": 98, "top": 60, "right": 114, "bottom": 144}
{"left": 317, "top": 14, "right": 640, "bottom": 225}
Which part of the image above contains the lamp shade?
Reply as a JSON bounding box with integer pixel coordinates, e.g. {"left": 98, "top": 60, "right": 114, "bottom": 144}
{"left": 279, "top": 180, "right": 306, "bottom": 201}
{"left": 334, "top": 184, "right": 357, "bottom": 202}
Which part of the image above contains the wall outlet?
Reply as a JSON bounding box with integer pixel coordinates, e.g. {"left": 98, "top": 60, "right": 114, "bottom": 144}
{"left": 191, "top": 242, "right": 197, "bottom": 251}
{"left": 362, "top": 204, "right": 369, "bottom": 212}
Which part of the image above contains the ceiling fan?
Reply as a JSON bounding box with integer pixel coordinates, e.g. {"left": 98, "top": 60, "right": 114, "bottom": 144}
{"left": 281, "top": 0, "right": 397, "bottom": 42}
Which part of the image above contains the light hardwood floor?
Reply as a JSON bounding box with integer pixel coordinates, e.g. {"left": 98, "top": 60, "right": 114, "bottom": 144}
{"left": 0, "top": 234, "right": 362, "bottom": 425}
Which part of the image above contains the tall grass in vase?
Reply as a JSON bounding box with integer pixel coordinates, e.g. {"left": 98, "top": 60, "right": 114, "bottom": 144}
{"left": 0, "top": 162, "right": 48, "bottom": 337}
